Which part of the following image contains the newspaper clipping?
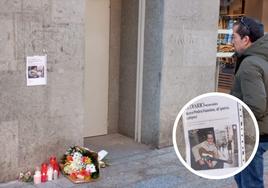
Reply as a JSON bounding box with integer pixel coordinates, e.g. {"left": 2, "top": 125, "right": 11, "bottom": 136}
{"left": 26, "top": 55, "right": 47, "bottom": 86}
{"left": 182, "top": 95, "right": 245, "bottom": 177}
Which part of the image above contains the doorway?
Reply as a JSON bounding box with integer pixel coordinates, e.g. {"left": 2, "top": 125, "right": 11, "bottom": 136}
{"left": 84, "top": 0, "right": 110, "bottom": 137}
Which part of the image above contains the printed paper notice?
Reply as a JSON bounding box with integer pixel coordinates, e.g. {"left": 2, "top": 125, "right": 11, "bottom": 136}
{"left": 26, "top": 55, "right": 47, "bottom": 86}
{"left": 182, "top": 95, "right": 245, "bottom": 176}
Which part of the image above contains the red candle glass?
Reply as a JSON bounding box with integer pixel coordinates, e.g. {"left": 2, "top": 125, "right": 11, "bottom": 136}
{"left": 41, "top": 163, "right": 47, "bottom": 172}
{"left": 41, "top": 163, "right": 48, "bottom": 182}
{"left": 50, "top": 156, "right": 60, "bottom": 177}
{"left": 41, "top": 172, "right": 47, "bottom": 182}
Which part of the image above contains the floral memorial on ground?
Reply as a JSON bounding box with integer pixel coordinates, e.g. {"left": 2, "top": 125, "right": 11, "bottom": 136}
{"left": 61, "top": 146, "right": 100, "bottom": 183}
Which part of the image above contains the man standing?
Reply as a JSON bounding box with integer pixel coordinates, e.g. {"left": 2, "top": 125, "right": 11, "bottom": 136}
{"left": 231, "top": 17, "right": 268, "bottom": 188}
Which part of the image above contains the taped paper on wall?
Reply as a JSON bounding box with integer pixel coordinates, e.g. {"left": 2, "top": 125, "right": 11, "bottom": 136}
{"left": 26, "top": 55, "right": 47, "bottom": 86}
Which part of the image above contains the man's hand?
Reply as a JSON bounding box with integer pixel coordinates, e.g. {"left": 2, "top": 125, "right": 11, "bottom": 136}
{"left": 206, "top": 160, "right": 213, "bottom": 168}
{"left": 198, "top": 159, "right": 205, "bottom": 166}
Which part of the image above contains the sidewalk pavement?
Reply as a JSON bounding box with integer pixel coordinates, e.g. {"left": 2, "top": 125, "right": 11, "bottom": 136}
{"left": 1, "top": 133, "right": 268, "bottom": 188}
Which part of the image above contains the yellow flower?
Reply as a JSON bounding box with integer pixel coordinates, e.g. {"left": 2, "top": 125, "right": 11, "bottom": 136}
{"left": 82, "top": 157, "right": 92, "bottom": 164}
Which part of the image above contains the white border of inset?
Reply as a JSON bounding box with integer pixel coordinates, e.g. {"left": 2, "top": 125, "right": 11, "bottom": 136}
{"left": 172, "top": 92, "right": 259, "bottom": 179}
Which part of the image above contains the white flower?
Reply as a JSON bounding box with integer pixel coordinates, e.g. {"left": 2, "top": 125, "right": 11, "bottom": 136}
{"left": 73, "top": 152, "right": 82, "bottom": 162}
{"left": 70, "top": 161, "right": 82, "bottom": 171}
{"left": 86, "top": 164, "right": 96, "bottom": 173}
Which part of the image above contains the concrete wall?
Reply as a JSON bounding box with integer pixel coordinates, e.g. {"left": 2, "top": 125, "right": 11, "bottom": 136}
{"left": 108, "top": 0, "right": 121, "bottom": 133}
{"left": 141, "top": 0, "right": 164, "bottom": 146}
{"left": 118, "top": 0, "right": 219, "bottom": 147}
{"left": 158, "top": 0, "right": 220, "bottom": 147}
{"left": 118, "top": 0, "right": 139, "bottom": 138}
{"left": 0, "top": 0, "right": 85, "bottom": 182}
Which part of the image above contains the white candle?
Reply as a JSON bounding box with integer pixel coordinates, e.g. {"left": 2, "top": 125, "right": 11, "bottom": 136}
{"left": 34, "top": 171, "right": 41, "bottom": 184}
{"left": 47, "top": 167, "right": 53, "bottom": 181}
{"left": 53, "top": 170, "right": 58, "bottom": 180}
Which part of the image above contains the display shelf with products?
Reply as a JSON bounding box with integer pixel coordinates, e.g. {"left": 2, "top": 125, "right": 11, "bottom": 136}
{"left": 218, "top": 14, "right": 244, "bottom": 29}
{"left": 216, "top": 14, "right": 243, "bottom": 93}
{"left": 216, "top": 27, "right": 236, "bottom": 92}
{"left": 217, "top": 52, "right": 234, "bottom": 58}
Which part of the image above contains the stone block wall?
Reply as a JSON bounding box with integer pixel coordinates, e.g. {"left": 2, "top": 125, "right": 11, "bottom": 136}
{"left": 0, "top": 0, "right": 85, "bottom": 182}
{"left": 158, "top": 0, "right": 220, "bottom": 147}
{"left": 141, "top": 0, "right": 164, "bottom": 146}
{"left": 118, "top": 0, "right": 139, "bottom": 138}
{"left": 108, "top": 0, "right": 121, "bottom": 134}
{"left": 118, "top": 0, "right": 220, "bottom": 147}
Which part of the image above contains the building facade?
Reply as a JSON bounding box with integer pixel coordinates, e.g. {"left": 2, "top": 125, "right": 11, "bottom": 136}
{"left": 0, "top": 0, "right": 219, "bottom": 182}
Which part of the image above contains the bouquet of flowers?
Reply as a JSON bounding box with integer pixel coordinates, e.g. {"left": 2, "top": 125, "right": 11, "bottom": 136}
{"left": 61, "top": 146, "right": 100, "bottom": 183}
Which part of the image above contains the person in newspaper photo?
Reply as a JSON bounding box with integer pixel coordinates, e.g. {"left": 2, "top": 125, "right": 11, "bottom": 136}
{"left": 28, "top": 66, "right": 39, "bottom": 78}
{"left": 191, "top": 132, "right": 231, "bottom": 170}
{"left": 231, "top": 17, "right": 268, "bottom": 188}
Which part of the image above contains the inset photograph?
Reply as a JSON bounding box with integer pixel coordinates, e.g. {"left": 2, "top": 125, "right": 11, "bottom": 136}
{"left": 189, "top": 126, "right": 238, "bottom": 171}
{"left": 28, "top": 66, "right": 45, "bottom": 79}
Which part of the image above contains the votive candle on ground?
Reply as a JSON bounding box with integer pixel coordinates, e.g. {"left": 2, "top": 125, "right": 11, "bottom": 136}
{"left": 41, "top": 172, "right": 47, "bottom": 182}
{"left": 53, "top": 170, "right": 58, "bottom": 180}
{"left": 33, "top": 170, "right": 41, "bottom": 184}
{"left": 47, "top": 166, "right": 53, "bottom": 181}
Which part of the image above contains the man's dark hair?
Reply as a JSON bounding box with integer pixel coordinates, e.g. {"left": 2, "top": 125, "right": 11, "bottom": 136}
{"left": 234, "top": 17, "right": 264, "bottom": 43}
{"left": 207, "top": 132, "right": 214, "bottom": 138}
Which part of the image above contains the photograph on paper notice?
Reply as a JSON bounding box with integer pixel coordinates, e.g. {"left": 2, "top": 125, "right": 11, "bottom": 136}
{"left": 182, "top": 95, "right": 245, "bottom": 176}
{"left": 26, "top": 55, "right": 47, "bottom": 86}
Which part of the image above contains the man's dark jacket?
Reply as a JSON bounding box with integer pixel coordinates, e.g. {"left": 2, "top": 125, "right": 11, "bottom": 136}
{"left": 231, "top": 34, "right": 268, "bottom": 141}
